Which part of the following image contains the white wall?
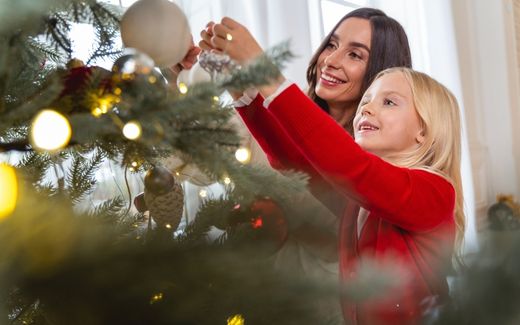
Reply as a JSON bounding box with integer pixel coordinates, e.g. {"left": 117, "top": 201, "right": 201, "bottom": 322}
{"left": 452, "top": 0, "right": 520, "bottom": 228}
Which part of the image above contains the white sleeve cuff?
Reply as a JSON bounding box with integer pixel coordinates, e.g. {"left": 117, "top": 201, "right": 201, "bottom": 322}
{"left": 232, "top": 88, "right": 259, "bottom": 108}
{"left": 263, "top": 79, "right": 295, "bottom": 108}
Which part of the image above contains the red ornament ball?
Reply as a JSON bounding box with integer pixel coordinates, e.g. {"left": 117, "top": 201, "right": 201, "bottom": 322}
{"left": 249, "top": 198, "right": 289, "bottom": 249}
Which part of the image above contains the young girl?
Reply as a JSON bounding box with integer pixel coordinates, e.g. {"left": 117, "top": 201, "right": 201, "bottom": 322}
{"left": 204, "top": 18, "right": 465, "bottom": 324}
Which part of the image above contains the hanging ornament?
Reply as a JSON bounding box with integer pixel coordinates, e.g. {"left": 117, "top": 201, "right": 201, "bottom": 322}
{"left": 198, "top": 50, "right": 240, "bottom": 79}
{"left": 161, "top": 155, "right": 213, "bottom": 186}
{"left": 120, "top": 0, "right": 191, "bottom": 67}
{"left": 488, "top": 195, "right": 520, "bottom": 230}
{"left": 112, "top": 49, "right": 155, "bottom": 75}
{"left": 143, "top": 165, "right": 184, "bottom": 230}
{"left": 175, "top": 68, "right": 190, "bottom": 94}
{"left": 133, "top": 192, "right": 147, "bottom": 213}
{"left": 175, "top": 62, "right": 211, "bottom": 92}
{"left": 228, "top": 198, "right": 289, "bottom": 256}
{"left": 188, "top": 61, "right": 212, "bottom": 84}
{"left": 57, "top": 59, "right": 113, "bottom": 114}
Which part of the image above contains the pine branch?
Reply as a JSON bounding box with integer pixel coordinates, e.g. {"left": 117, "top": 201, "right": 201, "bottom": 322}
{"left": 67, "top": 149, "right": 106, "bottom": 204}
{"left": 0, "top": 140, "right": 31, "bottom": 152}
{"left": 16, "top": 151, "right": 52, "bottom": 186}
{"left": 221, "top": 41, "right": 295, "bottom": 92}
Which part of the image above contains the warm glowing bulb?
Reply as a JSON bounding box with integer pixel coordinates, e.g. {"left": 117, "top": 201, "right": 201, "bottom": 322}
{"left": 92, "top": 107, "right": 104, "bottom": 117}
{"left": 235, "top": 148, "right": 251, "bottom": 164}
{"left": 223, "top": 177, "right": 231, "bottom": 185}
{"left": 212, "top": 96, "right": 220, "bottom": 103}
{"left": 227, "top": 314, "right": 245, "bottom": 325}
{"left": 150, "top": 293, "right": 164, "bottom": 304}
{"left": 178, "top": 82, "right": 188, "bottom": 94}
{"left": 123, "top": 121, "right": 142, "bottom": 140}
{"left": 199, "top": 189, "right": 208, "bottom": 198}
{"left": 0, "top": 164, "right": 17, "bottom": 221}
{"left": 148, "top": 75, "right": 157, "bottom": 84}
{"left": 31, "top": 110, "right": 71, "bottom": 151}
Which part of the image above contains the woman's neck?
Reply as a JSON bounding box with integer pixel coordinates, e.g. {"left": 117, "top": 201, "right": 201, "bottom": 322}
{"left": 328, "top": 102, "right": 357, "bottom": 129}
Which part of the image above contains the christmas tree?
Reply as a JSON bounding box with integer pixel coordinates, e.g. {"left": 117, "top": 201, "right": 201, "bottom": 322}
{"left": 0, "top": 1, "right": 383, "bottom": 324}
{"left": 3, "top": 1, "right": 520, "bottom": 324}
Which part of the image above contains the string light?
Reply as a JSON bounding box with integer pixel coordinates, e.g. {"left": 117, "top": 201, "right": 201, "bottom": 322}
{"left": 150, "top": 293, "right": 164, "bottom": 304}
{"left": 30, "top": 109, "right": 72, "bottom": 151}
{"left": 199, "top": 189, "right": 208, "bottom": 198}
{"left": 178, "top": 82, "right": 188, "bottom": 94}
{"left": 227, "top": 314, "right": 245, "bottom": 325}
{"left": 148, "top": 75, "right": 157, "bottom": 84}
{"left": 91, "top": 107, "right": 104, "bottom": 118}
{"left": 0, "top": 164, "right": 17, "bottom": 221}
{"left": 223, "top": 177, "right": 231, "bottom": 185}
{"left": 235, "top": 147, "right": 251, "bottom": 164}
{"left": 123, "top": 121, "right": 142, "bottom": 140}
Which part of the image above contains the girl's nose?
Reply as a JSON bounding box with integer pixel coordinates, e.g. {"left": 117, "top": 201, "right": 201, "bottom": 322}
{"left": 360, "top": 102, "right": 375, "bottom": 116}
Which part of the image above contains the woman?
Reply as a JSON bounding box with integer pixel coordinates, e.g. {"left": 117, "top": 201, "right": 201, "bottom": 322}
{"left": 202, "top": 15, "right": 464, "bottom": 324}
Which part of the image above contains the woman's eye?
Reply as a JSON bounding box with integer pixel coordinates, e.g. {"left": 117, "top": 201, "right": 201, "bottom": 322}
{"left": 349, "top": 52, "right": 362, "bottom": 60}
{"left": 326, "top": 42, "right": 337, "bottom": 50}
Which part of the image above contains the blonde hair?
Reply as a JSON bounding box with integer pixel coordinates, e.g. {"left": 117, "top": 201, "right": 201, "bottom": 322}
{"left": 373, "top": 67, "right": 466, "bottom": 260}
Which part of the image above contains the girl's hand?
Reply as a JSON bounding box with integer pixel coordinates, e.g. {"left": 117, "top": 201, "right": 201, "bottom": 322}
{"left": 202, "top": 17, "right": 264, "bottom": 65}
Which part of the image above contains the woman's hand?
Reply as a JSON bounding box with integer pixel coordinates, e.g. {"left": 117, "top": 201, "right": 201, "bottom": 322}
{"left": 199, "top": 17, "right": 264, "bottom": 65}
{"left": 199, "top": 17, "right": 286, "bottom": 99}
{"left": 169, "top": 37, "right": 201, "bottom": 75}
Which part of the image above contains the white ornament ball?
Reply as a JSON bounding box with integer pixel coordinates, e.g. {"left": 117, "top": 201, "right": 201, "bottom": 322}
{"left": 176, "top": 69, "right": 190, "bottom": 89}
{"left": 120, "top": 0, "right": 191, "bottom": 67}
{"left": 188, "top": 62, "right": 211, "bottom": 85}
{"left": 175, "top": 62, "right": 211, "bottom": 89}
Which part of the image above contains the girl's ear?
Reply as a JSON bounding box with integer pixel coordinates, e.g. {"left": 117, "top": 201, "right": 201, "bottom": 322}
{"left": 416, "top": 129, "right": 425, "bottom": 144}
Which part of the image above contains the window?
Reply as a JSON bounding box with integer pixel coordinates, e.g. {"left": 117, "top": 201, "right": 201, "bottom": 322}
{"left": 320, "top": 0, "right": 370, "bottom": 34}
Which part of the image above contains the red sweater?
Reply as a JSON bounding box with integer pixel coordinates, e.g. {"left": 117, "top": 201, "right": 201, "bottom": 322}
{"left": 236, "top": 85, "right": 456, "bottom": 325}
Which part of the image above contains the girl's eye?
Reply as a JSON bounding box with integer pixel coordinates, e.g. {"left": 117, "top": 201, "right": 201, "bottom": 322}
{"left": 383, "top": 99, "right": 396, "bottom": 106}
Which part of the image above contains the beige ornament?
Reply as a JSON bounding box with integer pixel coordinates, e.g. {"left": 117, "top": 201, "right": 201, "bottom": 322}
{"left": 120, "top": 0, "right": 191, "bottom": 67}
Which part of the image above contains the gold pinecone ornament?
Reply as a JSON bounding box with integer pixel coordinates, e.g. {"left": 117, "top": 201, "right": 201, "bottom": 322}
{"left": 143, "top": 166, "right": 184, "bottom": 230}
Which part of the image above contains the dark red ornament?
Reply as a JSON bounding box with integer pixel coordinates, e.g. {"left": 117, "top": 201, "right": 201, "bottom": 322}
{"left": 249, "top": 198, "right": 289, "bottom": 249}
{"left": 228, "top": 198, "right": 289, "bottom": 256}
{"left": 59, "top": 59, "right": 112, "bottom": 99}
{"left": 144, "top": 165, "right": 175, "bottom": 195}
{"left": 134, "top": 192, "right": 148, "bottom": 213}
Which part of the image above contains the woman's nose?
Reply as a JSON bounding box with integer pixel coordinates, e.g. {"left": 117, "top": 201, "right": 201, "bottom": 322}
{"left": 324, "top": 50, "right": 341, "bottom": 68}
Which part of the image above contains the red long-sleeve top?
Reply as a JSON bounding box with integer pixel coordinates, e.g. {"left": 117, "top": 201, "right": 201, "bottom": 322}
{"left": 236, "top": 84, "right": 456, "bottom": 325}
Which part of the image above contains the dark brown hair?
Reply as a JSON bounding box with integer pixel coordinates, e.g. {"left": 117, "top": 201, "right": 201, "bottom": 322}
{"left": 307, "top": 8, "right": 412, "bottom": 117}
